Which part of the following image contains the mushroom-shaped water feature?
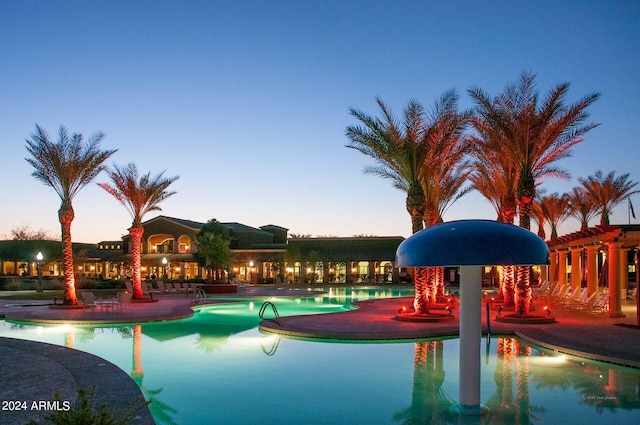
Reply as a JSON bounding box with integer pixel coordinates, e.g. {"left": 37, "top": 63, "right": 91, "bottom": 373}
{"left": 395, "top": 219, "right": 549, "bottom": 415}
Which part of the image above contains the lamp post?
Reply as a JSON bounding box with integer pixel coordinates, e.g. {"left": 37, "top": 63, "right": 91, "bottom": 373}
{"left": 249, "top": 261, "right": 254, "bottom": 284}
{"left": 36, "top": 251, "right": 43, "bottom": 292}
{"left": 162, "top": 257, "right": 168, "bottom": 279}
{"left": 396, "top": 220, "right": 549, "bottom": 416}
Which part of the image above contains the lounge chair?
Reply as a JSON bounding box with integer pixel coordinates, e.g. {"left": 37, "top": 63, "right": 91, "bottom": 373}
{"left": 144, "top": 282, "right": 161, "bottom": 299}
{"left": 125, "top": 280, "right": 133, "bottom": 293}
{"left": 81, "top": 292, "right": 98, "bottom": 309}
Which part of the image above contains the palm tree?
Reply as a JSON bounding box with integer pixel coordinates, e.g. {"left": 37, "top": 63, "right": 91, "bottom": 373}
{"left": 420, "top": 90, "right": 472, "bottom": 226}
{"left": 98, "top": 163, "right": 178, "bottom": 299}
{"left": 469, "top": 71, "right": 600, "bottom": 229}
{"left": 25, "top": 125, "right": 116, "bottom": 304}
{"left": 346, "top": 98, "right": 430, "bottom": 313}
{"left": 469, "top": 71, "right": 600, "bottom": 315}
{"left": 346, "top": 98, "right": 428, "bottom": 234}
{"left": 578, "top": 170, "right": 639, "bottom": 225}
{"left": 346, "top": 92, "right": 469, "bottom": 313}
{"left": 419, "top": 90, "right": 472, "bottom": 302}
{"left": 538, "top": 192, "right": 573, "bottom": 240}
{"left": 566, "top": 186, "right": 599, "bottom": 231}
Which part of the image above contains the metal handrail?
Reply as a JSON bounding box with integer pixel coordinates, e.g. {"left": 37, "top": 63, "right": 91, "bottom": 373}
{"left": 259, "top": 301, "right": 283, "bottom": 326}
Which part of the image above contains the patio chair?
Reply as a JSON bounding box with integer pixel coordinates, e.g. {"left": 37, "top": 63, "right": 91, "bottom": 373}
{"left": 144, "top": 282, "right": 161, "bottom": 299}
{"left": 624, "top": 287, "right": 637, "bottom": 305}
{"left": 81, "top": 292, "right": 98, "bottom": 309}
{"left": 117, "top": 291, "right": 132, "bottom": 312}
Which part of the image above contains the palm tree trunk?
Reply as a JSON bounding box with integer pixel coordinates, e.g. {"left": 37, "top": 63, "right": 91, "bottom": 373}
{"left": 435, "top": 266, "right": 445, "bottom": 302}
{"left": 413, "top": 267, "right": 429, "bottom": 314}
{"left": 514, "top": 266, "right": 531, "bottom": 315}
{"left": 129, "top": 226, "right": 144, "bottom": 299}
{"left": 501, "top": 266, "right": 515, "bottom": 307}
{"left": 58, "top": 202, "right": 78, "bottom": 305}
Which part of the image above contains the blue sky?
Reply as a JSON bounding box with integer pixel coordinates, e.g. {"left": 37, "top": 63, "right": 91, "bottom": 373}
{"left": 1, "top": 0, "right": 639, "bottom": 243}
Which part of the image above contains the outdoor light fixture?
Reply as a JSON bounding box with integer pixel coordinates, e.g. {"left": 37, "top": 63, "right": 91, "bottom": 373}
{"left": 162, "top": 257, "right": 168, "bottom": 279}
{"left": 396, "top": 220, "right": 549, "bottom": 416}
{"left": 35, "top": 251, "right": 43, "bottom": 292}
{"left": 544, "top": 306, "right": 551, "bottom": 316}
{"left": 497, "top": 306, "right": 503, "bottom": 316}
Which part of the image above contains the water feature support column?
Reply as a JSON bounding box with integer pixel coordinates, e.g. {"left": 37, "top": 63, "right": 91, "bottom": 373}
{"left": 459, "top": 265, "right": 482, "bottom": 414}
{"left": 395, "top": 220, "right": 549, "bottom": 417}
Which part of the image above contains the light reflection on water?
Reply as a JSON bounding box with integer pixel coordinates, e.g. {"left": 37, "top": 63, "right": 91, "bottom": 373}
{"left": 1, "top": 287, "right": 639, "bottom": 425}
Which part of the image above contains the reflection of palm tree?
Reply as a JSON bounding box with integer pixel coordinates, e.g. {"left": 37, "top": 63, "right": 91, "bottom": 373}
{"left": 393, "top": 341, "right": 455, "bottom": 424}
{"left": 25, "top": 125, "right": 116, "bottom": 304}
{"left": 130, "top": 324, "right": 178, "bottom": 425}
{"left": 98, "top": 163, "right": 178, "bottom": 299}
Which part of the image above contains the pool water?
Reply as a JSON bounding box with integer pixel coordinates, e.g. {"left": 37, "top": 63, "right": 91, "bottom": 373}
{"left": 1, "top": 287, "right": 639, "bottom": 424}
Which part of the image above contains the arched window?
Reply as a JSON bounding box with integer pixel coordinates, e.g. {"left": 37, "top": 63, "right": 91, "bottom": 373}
{"left": 178, "top": 235, "right": 191, "bottom": 253}
{"left": 147, "top": 234, "right": 175, "bottom": 254}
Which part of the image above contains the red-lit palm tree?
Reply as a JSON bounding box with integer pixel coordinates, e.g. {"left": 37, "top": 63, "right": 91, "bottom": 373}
{"left": 98, "top": 163, "right": 178, "bottom": 299}
{"left": 567, "top": 186, "right": 599, "bottom": 232}
{"left": 346, "top": 91, "right": 469, "bottom": 313}
{"left": 419, "top": 90, "right": 472, "bottom": 302}
{"left": 469, "top": 71, "right": 600, "bottom": 229}
{"left": 538, "top": 192, "right": 573, "bottom": 240}
{"left": 25, "top": 125, "right": 116, "bottom": 304}
{"left": 347, "top": 98, "right": 430, "bottom": 312}
{"left": 469, "top": 71, "right": 600, "bottom": 315}
{"left": 578, "top": 170, "right": 639, "bottom": 225}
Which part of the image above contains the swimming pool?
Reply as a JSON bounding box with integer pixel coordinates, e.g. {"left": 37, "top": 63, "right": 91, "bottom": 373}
{"left": 1, "top": 287, "right": 639, "bottom": 424}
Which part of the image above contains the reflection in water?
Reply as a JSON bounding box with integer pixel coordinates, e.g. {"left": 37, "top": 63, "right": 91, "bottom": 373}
{"left": 394, "top": 341, "right": 455, "bottom": 424}
{"left": 394, "top": 337, "right": 639, "bottom": 425}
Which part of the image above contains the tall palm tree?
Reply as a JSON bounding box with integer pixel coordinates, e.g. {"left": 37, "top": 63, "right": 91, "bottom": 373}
{"left": 538, "top": 192, "right": 573, "bottom": 240}
{"left": 346, "top": 92, "right": 469, "bottom": 313}
{"left": 346, "top": 98, "right": 428, "bottom": 234}
{"left": 420, "top": 90, "right": 472, "bottom": 226}
{"left": 419, "top": 90, "right": 472, "bottom": 302}
{"left": 578, "top": 170, "right": 639, "bottom": 225}
{"left": 469, "top": 71, "right": 600, "bottom": 229}
{"left": 469, "top": 71, "right": 600, "bottom": 315}
{"left": 25, "top": 125, "right": 116, "bottom": 305}
{"left": 531, "top": 192, "right": 547, "bottom": 240}
{"left": 346, "top": 98, "right": 429, "bottom": 313}
{"left": 566, "top": 186, "right": 599, "bottom": 231}
{"left": 98, "top": 163, "right": 178, "bottom": 299}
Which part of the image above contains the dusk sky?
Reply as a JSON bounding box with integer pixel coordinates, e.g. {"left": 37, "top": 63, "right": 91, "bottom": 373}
{"left": 1, "top": 0, "right": 639, "bottom": 243}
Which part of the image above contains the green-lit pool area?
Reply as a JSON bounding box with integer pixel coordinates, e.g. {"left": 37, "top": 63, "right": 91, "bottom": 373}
{"left": 1, "top": 287, "right": 639, "bottom": 424}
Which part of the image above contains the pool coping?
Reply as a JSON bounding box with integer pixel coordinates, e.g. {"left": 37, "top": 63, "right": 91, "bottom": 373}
{"left": 0, "top": 337, "right": 155, "bottom": 425}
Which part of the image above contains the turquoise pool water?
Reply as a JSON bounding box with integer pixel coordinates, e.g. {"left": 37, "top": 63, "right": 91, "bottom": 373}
{"left": 1, "top": 287, "right": 639, "bottom": 424}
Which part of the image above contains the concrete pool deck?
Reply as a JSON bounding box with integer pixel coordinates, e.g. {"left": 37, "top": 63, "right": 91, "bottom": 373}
{"left": 1, "top": 286, "right": 639, "bottom": 424}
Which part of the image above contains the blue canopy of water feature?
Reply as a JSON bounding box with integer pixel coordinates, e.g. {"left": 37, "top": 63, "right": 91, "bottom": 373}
{"left": 395, "top": 219, "right": 550, "bottom": 267}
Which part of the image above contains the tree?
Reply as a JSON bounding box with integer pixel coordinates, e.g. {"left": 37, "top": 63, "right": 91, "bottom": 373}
{"left": 538, "top": 193, "right": 573, "bottom": 240}
{"left": 194, "top": 219, "right": 234, "bottom": 283}
{"left": 11, "top": 224, "right": 58, "bottom": 241}
{"left": 469, "top": 71, "right": 600, "bottom": 315}
{"left": 346, "top": 92, "right": 470, "bottom": 313}
{"left": 98, "top": 163, "right": 178, "bottom": 299}
{"left": 346, "top": 98, "right": 428, "bottom": 234}
{"left": 578, "top": 170, "right": 639, "bottom": 225}
{"left": 25, "top": 125, "right": 116, "bottom": 304}
{"left": 566, "top": 186, "right": 599, "bottom": 231}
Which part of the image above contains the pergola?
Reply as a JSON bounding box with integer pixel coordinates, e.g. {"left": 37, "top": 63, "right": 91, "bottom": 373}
{"left": 545, "top": 224, "right": 640, "bottom": 318}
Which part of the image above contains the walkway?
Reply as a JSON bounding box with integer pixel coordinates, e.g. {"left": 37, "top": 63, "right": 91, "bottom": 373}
{"left": 1, "top": 287, "right": 639, "bottom": 424}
